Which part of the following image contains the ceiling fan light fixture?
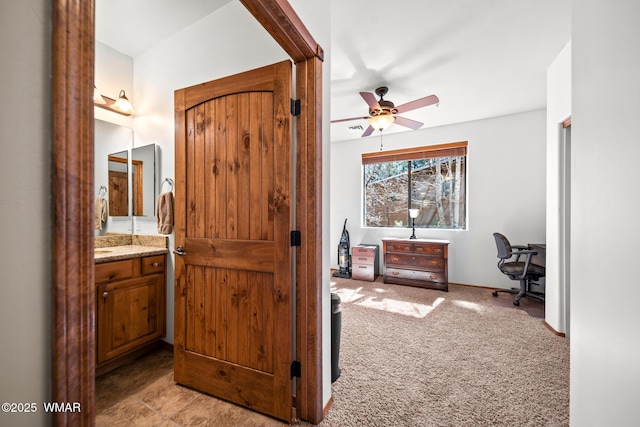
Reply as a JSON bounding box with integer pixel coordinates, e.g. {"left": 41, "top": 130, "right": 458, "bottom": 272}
{"left": 369, "top": 113, "right": 394, "bottom": 131}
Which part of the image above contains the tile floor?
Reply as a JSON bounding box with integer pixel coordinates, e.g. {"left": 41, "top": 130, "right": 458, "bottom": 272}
{"left": 96, "top": 348, "right": 289, "bottom": 426}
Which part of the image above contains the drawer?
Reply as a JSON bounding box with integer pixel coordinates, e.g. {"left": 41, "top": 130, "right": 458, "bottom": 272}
{"left": 352, "top": 264, "right": 376, "bottom": 281}
{"left": 142, "top": 255, "right": 165, "bottom": 275}
{"left": 352, "top": 246, "right": 376, "bottom": 257}
{"left": 385, "top": 267, "right": 446, "bottom": 284}
{"left": 385, "top": 242, "right": 413, "bottom": 253}
{"left": 95, "top": 259, "right": 134, "bottom": 283}
{"left": 413, "top": 244, "right": 445, "bottom": 255}
{"left": 386, "top": 253, "right": 445, "bottom": 270}
{"left": 353, "top": 254, "right": 374, "bottom": 264}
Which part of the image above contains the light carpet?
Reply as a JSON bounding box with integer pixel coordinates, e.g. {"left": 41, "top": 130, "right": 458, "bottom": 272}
{"left": 307, "top": 277, "right": 569, "bottom": 427}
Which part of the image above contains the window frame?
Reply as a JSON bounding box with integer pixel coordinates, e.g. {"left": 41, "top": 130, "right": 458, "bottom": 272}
{"left": 361, "top": 141, "right": 468, "bottom": 230}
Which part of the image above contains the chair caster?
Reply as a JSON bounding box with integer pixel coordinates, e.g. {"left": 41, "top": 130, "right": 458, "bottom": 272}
{"left": 492, "top": 291, "right": 498, "bottom": 297}
{"left": 513, "top": 300, "right": 520, "bottom": 306}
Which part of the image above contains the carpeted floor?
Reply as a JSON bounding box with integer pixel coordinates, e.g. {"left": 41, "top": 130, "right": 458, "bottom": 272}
{"left": 312, "top": 277, "right": 569, "bottom": 427}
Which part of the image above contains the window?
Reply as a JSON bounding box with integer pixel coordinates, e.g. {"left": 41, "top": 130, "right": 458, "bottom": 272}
{"left": 362, "top": 141, "right": 467, "bottom": 229}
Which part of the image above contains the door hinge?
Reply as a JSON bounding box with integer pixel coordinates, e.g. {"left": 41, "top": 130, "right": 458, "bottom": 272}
{"left": 290, "top": 99, "right": 301, "bottom": 116}
{"left": 291, "top": 360, "right": 301, "bottom": 378}
{"left": 290, "top": 230, "right": 301, "bottom": 247}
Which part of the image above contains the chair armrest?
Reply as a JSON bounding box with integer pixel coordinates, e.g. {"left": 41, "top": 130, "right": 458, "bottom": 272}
{"left": 512, "top": 245, "right": 529, "bottom": 250}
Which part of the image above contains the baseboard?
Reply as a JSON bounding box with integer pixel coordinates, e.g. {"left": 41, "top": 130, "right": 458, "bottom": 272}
{"left": 544, "top": 321, "right": 566, "bottom": 337}
{"left": 323, "top": 396, "right": 333, "bottom": 417}
{"left": 161, "top": 340, "right": 174, "bottom": 353}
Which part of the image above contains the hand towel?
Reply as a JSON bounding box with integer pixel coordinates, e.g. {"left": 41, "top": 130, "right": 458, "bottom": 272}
{"left": 94, "top": 197, "right": 102, "bottom": 230}
{"left": 94, "top": 197, "right": 108, "bottom": 230}
{"left": 156, "top": 192, "right": 174, "bottom": 235}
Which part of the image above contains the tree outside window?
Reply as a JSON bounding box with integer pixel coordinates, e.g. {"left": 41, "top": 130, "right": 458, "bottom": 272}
{"left": 362, "top": 142, "right": 467, "bottom": 229}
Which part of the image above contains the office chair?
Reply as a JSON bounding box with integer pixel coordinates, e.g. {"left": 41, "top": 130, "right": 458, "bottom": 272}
{"left": 492, "top": 232, "right": 545, "bottom": 306}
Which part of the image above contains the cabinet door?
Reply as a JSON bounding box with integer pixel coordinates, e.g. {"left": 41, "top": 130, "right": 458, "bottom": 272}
{"left": 97, "top": 274, "right": 165, "bottom": 364}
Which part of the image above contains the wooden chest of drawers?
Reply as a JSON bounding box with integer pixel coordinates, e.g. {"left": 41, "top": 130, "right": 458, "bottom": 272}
{"left": 351, "top": 244, "right": 379, "bottom": 281}
{"left": 382, "top": 238, "right": 449, "bottom": 291}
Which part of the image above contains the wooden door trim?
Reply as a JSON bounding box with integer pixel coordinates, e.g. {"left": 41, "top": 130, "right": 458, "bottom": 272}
{"left": 52, "top": 0, "right": 96, "bottom": 425}
{"left": 53, "top": 0, "right": 323, "bottom": 425}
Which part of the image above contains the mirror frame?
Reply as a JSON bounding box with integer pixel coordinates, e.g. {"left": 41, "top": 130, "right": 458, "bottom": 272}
{"left": 52, "top": 1, "right": 324, "bottom": 424}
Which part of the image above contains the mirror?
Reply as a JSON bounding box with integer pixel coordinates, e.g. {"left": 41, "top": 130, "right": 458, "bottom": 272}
{"left": 94, "top": 119, "right": 133, "bottom": 235}
{"left": 107, "top": 150, "right": 129, "bottom": 216}
{"left": 131, "top": 144, "right": 156, "bottom": 217}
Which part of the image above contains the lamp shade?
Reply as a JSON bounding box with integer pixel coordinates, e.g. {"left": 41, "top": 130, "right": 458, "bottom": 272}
{"left": 409, "top": 208, "right": 419, "bottom": 218}
{"left": 110, "top": 90, "right": 136, "bottom": 114}
{"left": 369, "top": 113, "right": 394, "bottom": 131}
{"left": 93, "top": 85, "right": 106, "bottom": 105}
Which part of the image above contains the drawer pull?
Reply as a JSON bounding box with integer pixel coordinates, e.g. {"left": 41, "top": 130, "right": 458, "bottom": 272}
{"left": 359, "top": 266, "right": 367, "bottom": 269}
{"left": 358, "top": 257, "right": 367, "bottom": 261}
{"left": 152, "top": 262, "right": 160, "bottom": 267}
{"left": 392, "top": 271, "right": 400, "bottom": 276}
{"left": 430, "top": 275, "right": 438, "bottom": 280}
{"left": 102, "top": 291, "right": 108, "bottom": 302}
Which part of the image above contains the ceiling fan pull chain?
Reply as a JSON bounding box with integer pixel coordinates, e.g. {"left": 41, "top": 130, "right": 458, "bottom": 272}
{"left": 380, "top": 132, "right": 383, "bottom": 151}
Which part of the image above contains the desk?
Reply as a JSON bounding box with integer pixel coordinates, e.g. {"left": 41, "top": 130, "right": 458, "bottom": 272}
{"left": 528, "top": 243, "right": 546, "bottom": 294}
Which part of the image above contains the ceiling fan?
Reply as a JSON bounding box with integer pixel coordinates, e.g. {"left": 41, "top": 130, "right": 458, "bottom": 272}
{"left": 331, "top": 86, "right": 439, "bottom": 137}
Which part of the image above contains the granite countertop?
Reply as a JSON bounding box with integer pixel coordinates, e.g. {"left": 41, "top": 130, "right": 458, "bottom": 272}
{"left": 94, "top": 234, "right": 169, "bottom": 264}
{"left": 94, "top": 245, "right": 168, "bottom": 264}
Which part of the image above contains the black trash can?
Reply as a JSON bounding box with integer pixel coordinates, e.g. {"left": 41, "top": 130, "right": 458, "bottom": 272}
{"left": 331, "top": 292, "right": 342, "bottom": 382}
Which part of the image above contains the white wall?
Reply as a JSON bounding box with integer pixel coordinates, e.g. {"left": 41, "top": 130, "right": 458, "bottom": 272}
{"left": 0, "top": 1, "right": 51, "bottom": 426}
{"left": 571, "top": 1, "right": 640, "bottom": 425}
{"left": 330, "top": 110, "right": 547, "bottom": 289}
{"left": 545, "top": 42, "right": 571, "bottom": 334}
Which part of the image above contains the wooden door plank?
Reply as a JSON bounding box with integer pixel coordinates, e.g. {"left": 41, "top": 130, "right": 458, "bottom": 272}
{"left": 237, "top": 93, "right": 251, "bottom": 241}
{"left": 261, "top": 93, "right": 274, "bottom": 241}
{"left": 214, "top": 97, "right": 228, "bottom": 239}
{"left": 194, "top": 104, "right": 207, "bottom": 237}
{"left": 226, "top": 94, "right": 239, "bottom": 239}
{"left": 249, "top": 92, "right": 264, "bottom": 240}
{"left": 185, "top": 238, "right": 275, "bottom": 272}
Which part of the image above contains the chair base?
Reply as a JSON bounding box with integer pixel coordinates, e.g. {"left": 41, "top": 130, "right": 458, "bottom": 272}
{"left": 492, "top": 281, "right": 545, "bottom": 306}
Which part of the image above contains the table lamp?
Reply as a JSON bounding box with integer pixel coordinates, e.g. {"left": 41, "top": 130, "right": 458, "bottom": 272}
{"left": 409, "top": 208, "right": 419, "bottom": 239}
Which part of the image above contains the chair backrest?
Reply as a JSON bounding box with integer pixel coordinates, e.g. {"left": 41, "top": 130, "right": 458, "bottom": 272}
{"left": 493, "top": 232, "right": 512, "bottom": 260}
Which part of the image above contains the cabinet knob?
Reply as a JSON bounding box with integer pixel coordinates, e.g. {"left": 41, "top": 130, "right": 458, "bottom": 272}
{"left": 102, "top": 291, "right": 108, "bottom": 302}
{"left": 152, "top": 262, "right": 159, "bottom": 267}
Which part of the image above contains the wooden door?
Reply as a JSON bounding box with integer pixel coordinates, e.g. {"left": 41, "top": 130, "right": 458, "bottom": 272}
{"left": 174, "top": 61, "right": 294, "bottom": 421}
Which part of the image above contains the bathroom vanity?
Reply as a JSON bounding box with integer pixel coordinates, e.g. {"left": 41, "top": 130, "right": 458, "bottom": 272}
{"left": 94, "top": 235, "right": 168, "bottom": 375}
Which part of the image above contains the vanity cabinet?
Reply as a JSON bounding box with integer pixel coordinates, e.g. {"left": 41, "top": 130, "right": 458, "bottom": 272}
{"left": 95, "top": 254, "right": 166, "bottom": 373}
{"left": 382, "top": 238, "right": 449, "bottom": 291}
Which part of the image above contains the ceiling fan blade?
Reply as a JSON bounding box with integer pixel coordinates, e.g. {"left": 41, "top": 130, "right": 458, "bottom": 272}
{"left": 331, "top": 116, "right": 370, "bottom": 124}
{"left": 361, "top": 125, "right": 375, "bottom": 137}
{"left": 394, "top": 116, "right": 424, "bottom": 130}
{"left": 360, "top": 92, "right": 380, "bottom": 110}
{"left": 394, "top": 94, "right": 439, "bottom": 114}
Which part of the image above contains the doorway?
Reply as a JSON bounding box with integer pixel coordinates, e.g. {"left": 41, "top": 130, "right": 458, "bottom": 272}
{"left": 52, "top": 1, "right": 325, "bottom": 424}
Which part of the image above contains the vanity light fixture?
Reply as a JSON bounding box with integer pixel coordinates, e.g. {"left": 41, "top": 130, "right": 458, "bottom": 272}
{"left": 93, "top": 88, "right": 136, "bottom": 116}
{"left": 110, "top": 90, "right": 136, "bottom": 115}
{"left": 93, "top": 85, "right": 106, "bottom": 105}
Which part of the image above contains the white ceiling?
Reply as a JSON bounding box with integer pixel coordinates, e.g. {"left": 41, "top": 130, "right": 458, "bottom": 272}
{"left": 96, "top": 0, "right": 571, "bottom": 142}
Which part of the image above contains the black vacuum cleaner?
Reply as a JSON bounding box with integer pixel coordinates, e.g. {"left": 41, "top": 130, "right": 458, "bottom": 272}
{"left": 333, "top": 219, "right": 351, "bottom": 278}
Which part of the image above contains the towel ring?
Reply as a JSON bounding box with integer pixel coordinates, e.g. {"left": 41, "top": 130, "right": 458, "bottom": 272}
{"left": 98, "top": 186, "right": 107, "bottom": 197}
{"left": 161, "top": 178, "right": 174, "bottom": 192}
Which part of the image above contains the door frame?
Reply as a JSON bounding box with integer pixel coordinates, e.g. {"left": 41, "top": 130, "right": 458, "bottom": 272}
{"left": 52, "top": 1, "right": 324, "bottom": 424}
